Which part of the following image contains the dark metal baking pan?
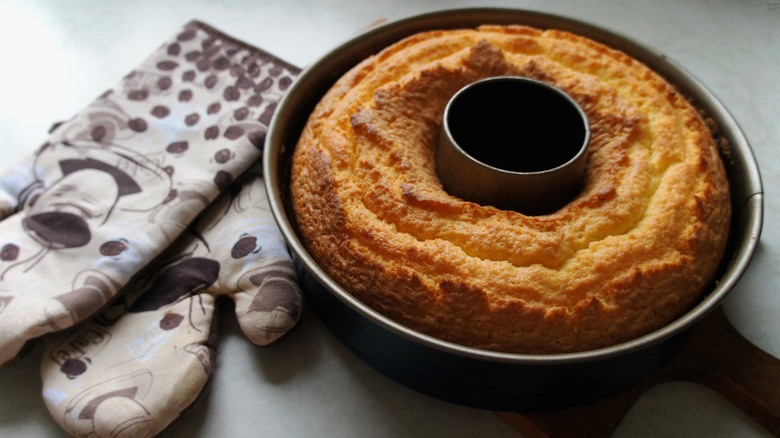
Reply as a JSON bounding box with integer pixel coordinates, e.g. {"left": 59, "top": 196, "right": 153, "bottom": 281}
{"left": 264, "top": 8, "right": 764, "bottom": 412}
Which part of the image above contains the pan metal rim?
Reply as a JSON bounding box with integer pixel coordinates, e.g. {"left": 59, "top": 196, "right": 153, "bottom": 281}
{"left": 264, "top": 7, "right": 764, "bottom": 367}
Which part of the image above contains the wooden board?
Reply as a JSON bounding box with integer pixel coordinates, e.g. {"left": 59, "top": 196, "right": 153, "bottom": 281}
{"left": 498, "top": 306, "right": 780, "bottom": 437}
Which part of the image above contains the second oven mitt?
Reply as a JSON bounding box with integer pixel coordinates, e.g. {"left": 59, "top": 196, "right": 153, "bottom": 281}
{"left": 40, "top": 164, "right": 302, "bottom": 437}
{"left": 0, "top": 20, "right": 300, "bottom": 365}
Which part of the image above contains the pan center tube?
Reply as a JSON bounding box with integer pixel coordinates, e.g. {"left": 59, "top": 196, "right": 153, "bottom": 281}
{"left": 436, "top": 76, "right": 590, "bottom": 215}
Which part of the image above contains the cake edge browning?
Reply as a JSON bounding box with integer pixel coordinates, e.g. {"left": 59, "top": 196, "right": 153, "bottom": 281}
{"left": 290, "top": 25, "right": 731, "bottom": 354}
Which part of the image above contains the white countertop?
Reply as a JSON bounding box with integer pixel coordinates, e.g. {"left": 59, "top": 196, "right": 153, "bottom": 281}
{"left": 0, "top": 0, "right": 777, "bottom": 436}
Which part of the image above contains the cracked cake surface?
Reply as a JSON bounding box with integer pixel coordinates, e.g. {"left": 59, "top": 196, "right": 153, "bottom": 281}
{"left": 290, "top": 25, "right": 731, "bottom": 353}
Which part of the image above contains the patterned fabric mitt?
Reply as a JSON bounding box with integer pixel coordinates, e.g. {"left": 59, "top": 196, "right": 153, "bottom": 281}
{"left": 41, "top": 163, "right": 302, "bottom": 437}
{"left": 0, "top": 21, "right": 300, "bottom": 366}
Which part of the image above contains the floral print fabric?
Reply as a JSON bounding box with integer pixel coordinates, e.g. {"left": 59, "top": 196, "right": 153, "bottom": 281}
{"left": 0, "top": 20, "right": 300, "bottom": 365}
{"left": 41, "top": 165, "right": 302, "bottom": 437}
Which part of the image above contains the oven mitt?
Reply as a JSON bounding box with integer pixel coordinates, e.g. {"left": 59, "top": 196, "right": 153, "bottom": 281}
{"left": 40, "top": 163, "right": 302, "bottom": 437}
{"left": 0, "top": 20, "right": 300, "bottom": 366}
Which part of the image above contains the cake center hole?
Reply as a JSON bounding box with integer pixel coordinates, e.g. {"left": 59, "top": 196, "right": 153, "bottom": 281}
{"left": 436, "top": 77, "right": 590, "bottom": 214}
{"left": 446, "top": 77, "right": 587, "bottom": 173}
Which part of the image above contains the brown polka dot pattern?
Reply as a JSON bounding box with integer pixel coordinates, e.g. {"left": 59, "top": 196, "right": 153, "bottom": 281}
{"left": 166, "top": 141, "right": 188, "bottom": 154}
{"left": 224, "top": 126, "right": 244, "bottom": 140}
{"left": 159, "top": 313, "right": 184, "bottom": 330}
{"left": 205, "top": 126, "right": 219, "bottom": 139}
{"left": 151, "top": 106, "right": 170, "bottom": 118}
{"left": 0, "top": 20, "right": 301, "bottom": 371}
{"left": 127, "top": 118, "right": 147, "bottom": 132}
{"left": 100, "top": 240, "right": 127, "bottom": 256}
{"left": 40, "top": 167, "right": 302, "bottom": 438}
{"left": 1, "top": 243, "right": 18, "bottom": 261}
{"left": 158, "top": 77, "right": 173, "bottom": 90}
{"left": 185, "top": 113, "right": 200, "bottom": 126}
{"left": 214, "top": 149, "right": 232, "bottom": 163}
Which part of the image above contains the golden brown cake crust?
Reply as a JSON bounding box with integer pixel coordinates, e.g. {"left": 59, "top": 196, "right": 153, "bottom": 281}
{"left": 290, "top": 25, "right": 731, "bottom": 353}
